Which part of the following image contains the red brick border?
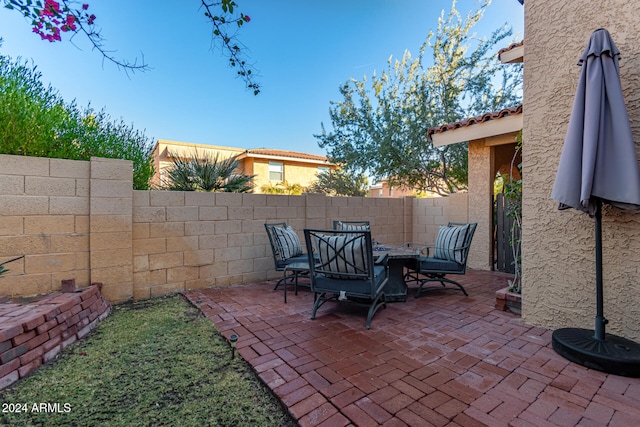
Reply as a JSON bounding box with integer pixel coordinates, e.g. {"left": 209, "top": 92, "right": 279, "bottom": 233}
{"left": 0, "top": 285, "right": 111, "bottom": 390}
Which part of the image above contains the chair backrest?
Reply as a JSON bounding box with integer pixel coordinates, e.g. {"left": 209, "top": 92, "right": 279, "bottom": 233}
{"left": 264, "top": 222, "right": 288, "bottom": 268}
{"left": 433, "top": 222, "right": 477, "bottom": 269}
{"left": 332, "top": 220, "right": 371, "bottom": 231}
{"left": 304, "top": 228, "right": 380, "bottom": 297}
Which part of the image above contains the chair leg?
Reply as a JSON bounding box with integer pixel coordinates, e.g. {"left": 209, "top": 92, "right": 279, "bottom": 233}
{"left": 275, "top": 271, "right": 296, "bottom": 303}
{"left": 311, "top": 292, "right": 336, "bottom": 320}
{"left": 415, "top": 276, "right": 468, "bottom": 298}
{"left": 365, "top": 293, "right": 387, "bottom": 330}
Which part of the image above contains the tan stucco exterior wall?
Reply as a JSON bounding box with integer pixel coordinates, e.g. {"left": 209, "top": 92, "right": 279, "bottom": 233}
{"left": 467, "top": 140, "right": 493, "bottom": 270}
{"left": 523, "top": 1, "right": 640, "bottom": 340}
{"left": 150, "top": 140, "right": 333, "bottom": 193}
{"left": 151, "top": 141, "right": 244, "bottom": 188}
{"left": 250, "top": 159, "right": 326, "bottom": 193}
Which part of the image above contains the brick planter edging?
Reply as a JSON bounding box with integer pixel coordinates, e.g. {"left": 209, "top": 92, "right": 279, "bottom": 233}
{"left": 495, "top": 286, "right": 522, "bottom": 315}
{"left": 0, "top": 285, "right": 111, "bottom": 390}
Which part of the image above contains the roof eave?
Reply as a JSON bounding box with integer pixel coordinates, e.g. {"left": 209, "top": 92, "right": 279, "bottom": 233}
{"left": 499, "top": 44, "right": 524, "bottom": 64}
{"left": 431, "top": 113, "right": 523, "bottom": 147}
{"left": 242, "top": 152, "right": 334, "bottom": 166}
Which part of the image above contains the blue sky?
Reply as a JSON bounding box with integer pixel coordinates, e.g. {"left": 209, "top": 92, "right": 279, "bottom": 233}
{"left": 0, "top": 0, "right": 523, "bottom": 156}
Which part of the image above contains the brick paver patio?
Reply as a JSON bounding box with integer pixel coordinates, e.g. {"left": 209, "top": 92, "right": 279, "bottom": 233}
{"left": 184, "top": 270, "right": 640, "bottom": 426}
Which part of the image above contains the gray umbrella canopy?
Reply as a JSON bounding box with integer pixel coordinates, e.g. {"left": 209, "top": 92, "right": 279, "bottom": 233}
{"left": 551, "top": 28, "right": 640, "bottom": 215}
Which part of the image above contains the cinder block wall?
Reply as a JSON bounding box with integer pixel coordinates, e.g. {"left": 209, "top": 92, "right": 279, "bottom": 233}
{"left": 130, "top": 191, "right": 430, "bottom": 299}
{"left": 1, "top": 154, "right": 470, "bottom": 303}
{"left": 0, "top": 155, "right": 91, "bottom": 297}
{"left": 411, "top": 193, "right": 469, "bottom": 248}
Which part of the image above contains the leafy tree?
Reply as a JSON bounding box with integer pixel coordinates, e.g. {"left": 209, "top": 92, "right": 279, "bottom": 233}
{"left": 260, "top": 181, "right": 305, "bottom": 195}
{"left": 161, "top": 149, "right": 254, "bottom": 192}
{"left": 0, "top": 53, "right": 155, "bottom": 189}
{"left": 307, "top": 169, "right": 369, "bottom": 197}
{"left": 315, "top": 0, "right": 522, "bottom": 195}
{"left": 3, "top": 0, "right": 259, "bottom": 93}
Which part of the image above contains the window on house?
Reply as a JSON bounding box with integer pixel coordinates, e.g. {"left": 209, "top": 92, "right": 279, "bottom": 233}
{"left": 269, "top": 161, "right": 283, "bottom": 181}
{"left": 317, "top": 166, "right": 330, "bottom": 175}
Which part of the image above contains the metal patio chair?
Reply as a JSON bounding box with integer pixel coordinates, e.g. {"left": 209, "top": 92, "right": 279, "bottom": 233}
{"left": 332, "top": 220, "right": 371, "bottom": 231}
{"left": 303, "top": 228, "right": 388, "bottom": 329}
{"left": 406, "top": 222, "right": 477, "bottom": 298}
{"left": 264, "top": 222, "right": 314, "bottom": 300}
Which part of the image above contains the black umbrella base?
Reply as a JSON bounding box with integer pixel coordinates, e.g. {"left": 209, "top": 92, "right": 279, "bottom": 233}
{"left": 552, "top": 328, "right": 640, "bottom": 377}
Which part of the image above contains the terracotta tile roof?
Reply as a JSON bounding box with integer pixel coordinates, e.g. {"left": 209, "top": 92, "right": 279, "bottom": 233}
{"left": 498, "top": 40, "right": 524, "bottom": 61}
{"left": 245, "top": 148, "right": 330, "bottom": 162}
{"left": 427, "top": 104, "right": 523, "bottom": 139}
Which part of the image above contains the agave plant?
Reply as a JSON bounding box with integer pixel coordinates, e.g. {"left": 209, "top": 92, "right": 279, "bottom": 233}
{"left": 162, "top": 149, "right": 254, "bottom": 192}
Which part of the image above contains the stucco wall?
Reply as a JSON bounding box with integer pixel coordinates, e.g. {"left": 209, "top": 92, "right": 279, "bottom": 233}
{"left": 523, "top": 1, "right": 640, "bottom": 340}
{"left": 467, "top": 140, "right": 493, "bottom": 270}
{"left": 1, "top": 155, "right": 470, "bottom": 303}
{"left": 250, "top": 159, "right": 325, "bottom": 193}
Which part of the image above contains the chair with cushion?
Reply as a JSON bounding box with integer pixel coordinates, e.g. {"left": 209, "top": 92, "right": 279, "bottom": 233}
{"left": 407, "top": 222, "right": 477, "bottom": 298}
{"left": 264, "top": 222, "right": 313, "bottom": 298}
{"left": 303, "top": 228, "right": 388, "bottom": 329}
{"left": 332, "top": 220, "right": 371, "bottom": 231}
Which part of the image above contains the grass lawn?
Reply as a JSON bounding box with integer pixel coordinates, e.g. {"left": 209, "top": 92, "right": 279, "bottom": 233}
{"left": 0, "top": 295, "right": 297, "bottom": 427}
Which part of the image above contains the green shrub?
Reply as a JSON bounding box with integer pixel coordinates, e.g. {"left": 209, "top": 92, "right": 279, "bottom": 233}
{"left": 0, "top": 54, "right": 154, "bottom": 189}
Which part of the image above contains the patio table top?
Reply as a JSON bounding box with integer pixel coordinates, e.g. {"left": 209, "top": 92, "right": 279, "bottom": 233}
{"left": 184, "top": 269, "right": 640, "bottom": 427}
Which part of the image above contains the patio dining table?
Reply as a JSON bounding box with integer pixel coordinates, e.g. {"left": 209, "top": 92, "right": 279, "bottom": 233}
{"left": 373, "top": 244, "right": 420, "bottom": 302}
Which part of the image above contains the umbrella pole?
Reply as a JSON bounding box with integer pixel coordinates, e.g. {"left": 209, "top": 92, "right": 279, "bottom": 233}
{"left": 594, "top": 198, "right": 606, "bottom": 341}
{"left": 552, "top": 197, "right": 640, "bottom": 377}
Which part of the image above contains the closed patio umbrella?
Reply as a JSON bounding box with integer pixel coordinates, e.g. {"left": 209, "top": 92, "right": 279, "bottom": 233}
{"left": 551, "top": 28, "right": 640, "bottom": 377}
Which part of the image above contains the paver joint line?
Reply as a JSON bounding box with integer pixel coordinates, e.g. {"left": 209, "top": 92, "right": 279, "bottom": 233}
{"left": 183, "top": 270, "right": 640, "bottom": 427}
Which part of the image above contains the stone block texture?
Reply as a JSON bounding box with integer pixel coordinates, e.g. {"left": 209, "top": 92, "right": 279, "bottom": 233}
{"left": 0, "top": 155, "right": 91, "bottom": 297}
{"left": 1, "top": 155, "right": 472, "bottom": 306}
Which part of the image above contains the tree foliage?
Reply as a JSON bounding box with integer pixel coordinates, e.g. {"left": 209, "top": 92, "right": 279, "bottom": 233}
{"left": 260, "top": 181, "right": 305, "bottom": 195}
{"left": 4, "top": 0, "right": 148, "bottom": 73}
{"left": 2, "top": 0, "right": 259, "bottom": 92}
{"left": 161, "top": 149, "right": 254, "bottom": 193}
{"left": 315, "top": 0, "right": 523, "bottom": 195}
{"left": 307, "top": 169, "right": 369, "bottom": 197}
{"left": 0, "top": 53, "right": 155, "bottom": 189}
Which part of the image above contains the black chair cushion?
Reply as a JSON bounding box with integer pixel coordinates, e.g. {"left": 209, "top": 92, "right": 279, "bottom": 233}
{"left": 314, "top": 265, "right": 387, "bottom": 295}
{"left": 276, "top": 254, "right": 315, "bottom": 269}
{"left": 418, "top": 257, "right": 465, "bottom": 273}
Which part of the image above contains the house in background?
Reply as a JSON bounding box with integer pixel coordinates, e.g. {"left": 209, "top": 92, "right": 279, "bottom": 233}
{"left": 369, "top": 179, "right": 418, "bottom": 198}
{"left": 150, "top": 140, "right": 336, "bottom": 193}
{"left": 368, "top": 178, "right": 442, "bottom": 198}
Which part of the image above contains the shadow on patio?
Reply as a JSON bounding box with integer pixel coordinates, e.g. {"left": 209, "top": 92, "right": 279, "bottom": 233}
{"left": 184, "top": 270, "right": 640, "bottom": 427}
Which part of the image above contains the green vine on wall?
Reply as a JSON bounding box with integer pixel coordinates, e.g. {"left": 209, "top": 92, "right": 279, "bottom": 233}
{"left": 504, "top": 132, "right": 522, "bottom": 293}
